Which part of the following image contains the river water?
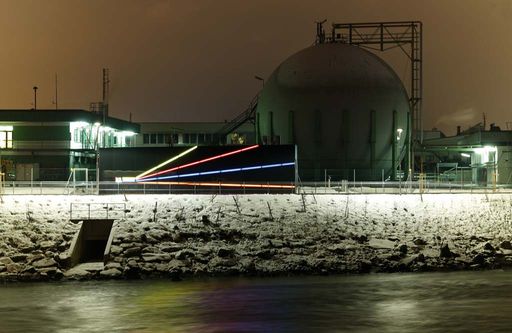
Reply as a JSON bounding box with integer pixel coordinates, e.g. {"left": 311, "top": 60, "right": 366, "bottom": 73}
{"left": 1, "top": 270, "right": 512, "bottom": 332}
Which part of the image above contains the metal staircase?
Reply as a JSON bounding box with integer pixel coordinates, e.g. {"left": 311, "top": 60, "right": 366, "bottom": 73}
{"left": 215, "top": 92, "right": 260, "bottom": 143}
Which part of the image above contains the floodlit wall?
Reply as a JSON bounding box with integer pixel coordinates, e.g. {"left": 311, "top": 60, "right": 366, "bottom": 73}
{"left": 99, "top": 145, "right": 296, "bottom": 183}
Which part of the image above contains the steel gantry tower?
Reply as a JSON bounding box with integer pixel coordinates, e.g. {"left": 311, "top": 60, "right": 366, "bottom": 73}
{"left": 315, "top": 21, "right": 423, "bottom": 177}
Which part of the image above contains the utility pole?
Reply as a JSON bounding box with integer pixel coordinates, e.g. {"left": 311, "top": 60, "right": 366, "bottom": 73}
{"left": 33, "top": 86, "right": 38, "bottom": 110}
{"left": 54, "top": 74, "right": 58, "bottom": 110}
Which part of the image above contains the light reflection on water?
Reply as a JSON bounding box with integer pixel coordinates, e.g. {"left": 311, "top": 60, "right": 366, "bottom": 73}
{"left": 2, "top": 271, "right": 512, "bottom": 332}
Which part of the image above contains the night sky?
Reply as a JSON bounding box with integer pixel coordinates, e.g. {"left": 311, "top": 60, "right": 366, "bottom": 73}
{"left": 1, "top": 0, "right": 511, "bottom": 135}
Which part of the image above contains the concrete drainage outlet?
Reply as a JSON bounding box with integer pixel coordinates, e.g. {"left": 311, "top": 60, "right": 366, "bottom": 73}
{"left": 65, "top": 219, "right": 115, "bottom": 268}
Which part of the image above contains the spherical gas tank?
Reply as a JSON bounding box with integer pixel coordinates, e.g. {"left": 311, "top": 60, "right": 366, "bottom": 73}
{"left": 255, "top": 43, "right": 410, "bottom": 181}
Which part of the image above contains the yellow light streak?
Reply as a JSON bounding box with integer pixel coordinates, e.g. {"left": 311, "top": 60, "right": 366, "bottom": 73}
{"left": 135, "top": 145, "right": 198, "bottom": 179}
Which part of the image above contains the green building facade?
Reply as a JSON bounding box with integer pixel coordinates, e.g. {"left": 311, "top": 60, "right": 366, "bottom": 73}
{"left": 0, "top": 109, "right": 139, "bottom": 181}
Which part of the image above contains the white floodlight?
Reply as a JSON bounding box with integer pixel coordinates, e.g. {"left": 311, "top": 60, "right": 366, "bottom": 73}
{"left": 396, "top": 128, "right": 403, "bottom": 141}
{"left": 115, "top": 177, "right": 136, "bottom": 183}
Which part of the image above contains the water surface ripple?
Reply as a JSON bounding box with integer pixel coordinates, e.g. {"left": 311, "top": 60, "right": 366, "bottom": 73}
{"left": 1, "top": 271, "right": 512, "bottom": 332}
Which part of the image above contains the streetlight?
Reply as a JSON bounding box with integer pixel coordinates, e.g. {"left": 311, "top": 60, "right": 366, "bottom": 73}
{"left": 254, "top": 75, "right": 264, "bottom": 88}
{"left": 33, "top": 86, "right": 38, "bottom": 110}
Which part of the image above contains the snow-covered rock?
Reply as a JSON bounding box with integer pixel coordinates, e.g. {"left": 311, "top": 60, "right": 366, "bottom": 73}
{"left": 2, "top": 193, "right": 512, "bottom": 281}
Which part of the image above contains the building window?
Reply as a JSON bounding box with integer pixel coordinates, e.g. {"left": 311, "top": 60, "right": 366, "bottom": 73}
{"left": 74, "top": 128, "right": 81, "bottom": 143}
{"left": 183, "top": 133, "right": 190, "bottom": 144}
{"left": 190, "top": 133, "right": 197, "bottom": 144}
{"left": 143, "top": 134, "right": 150, "bottom": 144}
{"left": 198, "top": 134, "right": 205, "bottom": 144}
{"left": 204, "top": 133, "right": 211, "bottom": 144}
{"left": 150, "top": 133, "right": 157, "bottom": 144}
{"left": 0, "top": 130, "right": 12, "bottom": 149}
{"left": 172, "top": 134, "right": 179, "bottom": 145}
{"left": 157, "top": 133, "right": 164, "bottom": 144}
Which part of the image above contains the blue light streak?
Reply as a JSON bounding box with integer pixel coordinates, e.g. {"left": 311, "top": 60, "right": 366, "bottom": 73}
{"left": 140, "top": 162, "right": 295, "bottom": 182}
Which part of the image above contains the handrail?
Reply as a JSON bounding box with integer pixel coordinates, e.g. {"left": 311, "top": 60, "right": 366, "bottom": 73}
{"left": 70, "top": 202, "right": 126, "bottom": 220}
{"left": 216, "top": 92, "right": 260, "bottom": 138}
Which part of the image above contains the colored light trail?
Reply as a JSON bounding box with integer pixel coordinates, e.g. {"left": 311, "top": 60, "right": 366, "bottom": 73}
{"left": 140, "top": 181, "right": 295, "bottom": 189}
{"left": 135, "top": 146, "right": 197, "bottom": 179}
{"left": 139, "top": 144, "right": 259, "bottom": 179}
{"left": 139, "top": 162, "right": 295, "bottom": 182}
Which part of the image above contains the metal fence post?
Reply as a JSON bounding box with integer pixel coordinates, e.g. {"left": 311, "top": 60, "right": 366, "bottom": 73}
{"left": 382, "top": 169, "right": 384, "bottom": 193}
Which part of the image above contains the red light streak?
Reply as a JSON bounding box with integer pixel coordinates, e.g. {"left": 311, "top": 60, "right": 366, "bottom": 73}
{"left": 140, "top": 144, "right": 259, "bottom": 179}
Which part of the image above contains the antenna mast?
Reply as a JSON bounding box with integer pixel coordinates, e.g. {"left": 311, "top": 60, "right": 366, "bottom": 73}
{"left": 102, "top": 68, "right": 110, "bottom": 122}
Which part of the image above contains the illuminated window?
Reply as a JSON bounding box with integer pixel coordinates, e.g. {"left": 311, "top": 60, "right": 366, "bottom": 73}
{"left": 0, "top": 130, "right": 13, "bottom": 149}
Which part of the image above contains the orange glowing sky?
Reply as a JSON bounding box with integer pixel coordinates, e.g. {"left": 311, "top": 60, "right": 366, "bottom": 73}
{"left": 1, "top": 0, "right": 511, "bottom": 134}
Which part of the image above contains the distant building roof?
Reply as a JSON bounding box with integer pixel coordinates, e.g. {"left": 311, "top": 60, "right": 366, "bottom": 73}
{"left": 423, "top": 129, "right": 512, "bottom": 149}
{"left": 0, "top": 109, "right": 140, "bottom": 132}
{"left": 138, "top": 121, "right": 254, "bottom": 133}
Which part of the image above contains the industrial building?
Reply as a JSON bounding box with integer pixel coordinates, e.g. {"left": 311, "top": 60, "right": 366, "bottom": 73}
{"left": 422, "top": 123, "right": 512, "bottom": 186}
{"left": 4, "top": 20, "right": 512, "bottom": 188}
{"left": 135, "top": 122, "right": 255, "bottom": 147}
{"left": 0, "top": 21, "right": 423, "bottom": 184}
{"left": 0, "top": 109, "right": 138, "bottom": 180}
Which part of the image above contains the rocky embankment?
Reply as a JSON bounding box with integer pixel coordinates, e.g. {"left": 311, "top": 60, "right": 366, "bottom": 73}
{"left": 1, "top": 193, "right": 512, "bottom": 282}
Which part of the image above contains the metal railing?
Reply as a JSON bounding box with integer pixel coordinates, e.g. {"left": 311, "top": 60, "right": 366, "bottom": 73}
{"left": 100, "top": 181, "right": 295, "bottom": 195}
{"left": 0, "top": 178, "right": 509, "bottom": 196}
{"left": 0, "top": 180, "right": 296, "bottom": 195}
{"left": 69, "top": 202, "right": 126, "bottom": 220}
{"left": 298, "top": 180, "right": 508, "bottom": 195}
{"left": 1, "top": 181, "right": 96, "bottom": 195}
